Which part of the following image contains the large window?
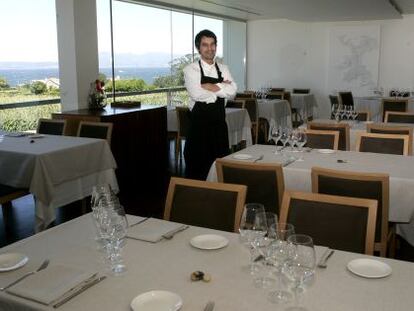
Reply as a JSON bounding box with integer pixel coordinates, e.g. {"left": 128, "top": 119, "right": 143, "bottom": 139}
{"left": 96, "top": 0, "right": 228, "bottom": 105}
{"left": 0, "top": 0, "right": 60, "bottom": 131}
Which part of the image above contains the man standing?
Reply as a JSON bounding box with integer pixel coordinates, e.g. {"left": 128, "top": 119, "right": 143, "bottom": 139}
{"left": 183, "top": 29, "right": 237, "bottom": 180}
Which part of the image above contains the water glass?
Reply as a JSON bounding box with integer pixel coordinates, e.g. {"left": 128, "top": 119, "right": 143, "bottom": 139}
{"left": 270, "top": 125, "right": 282, "bottom": 154}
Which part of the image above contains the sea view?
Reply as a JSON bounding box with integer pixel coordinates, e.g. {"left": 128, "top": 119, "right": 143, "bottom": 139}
{"left": 0, "top": 67, "right": 170, "bottom": 87}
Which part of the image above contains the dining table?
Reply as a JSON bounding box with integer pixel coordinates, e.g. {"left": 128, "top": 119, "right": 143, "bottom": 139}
{"left": 291, "top": 93, "right": 317, "bottom": 120}
{"left": 0, "top": 213, "right": 413, "bottom": 310}
{"left": 354, "top": 96, "right": 414, "bottom": 122}
{"left": 257, "top": 99, "right": 292, "bottom": 128}
{"left": 207, "top": 144, "right": 414, "bottom": 245}
{"left": 167, "top": 106, "right": 253, "bottom": 147}
{"left": 0, "top": 132, "right": 118, "bottom": 232}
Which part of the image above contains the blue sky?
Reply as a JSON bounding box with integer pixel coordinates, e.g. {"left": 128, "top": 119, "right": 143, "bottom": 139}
{"left": 0, "top": 0, "right": 223, "bottom": 62}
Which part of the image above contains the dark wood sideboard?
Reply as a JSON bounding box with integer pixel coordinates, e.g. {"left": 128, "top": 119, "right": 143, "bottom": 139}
{"left": 52, "top": 105, "right": 168, "bottom": 216}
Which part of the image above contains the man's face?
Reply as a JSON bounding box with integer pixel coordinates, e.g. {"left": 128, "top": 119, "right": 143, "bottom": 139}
{"left": 199, "top": 36, "right": 216, "bottom": 63}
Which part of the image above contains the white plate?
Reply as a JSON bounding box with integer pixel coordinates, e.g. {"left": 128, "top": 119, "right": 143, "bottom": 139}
{"left": 190, "top": 234, "right": 229, "bottom": 250}
{"left": 347, "top": 258, "right": 392, "bottom": 278}
{"left": 317, "top": 149, "right": 336, "bottom": 154}
{"left": 0, "top": 253, "right": 29, "bottom": 272}
{"left": 28, "top": 134, "right": 45, "bottom": 139}
{"left": 131, "top": 290, "right": 183, "bottom": 311}
{"left": 232, "top": 154, "right": 253, "bottom": 160}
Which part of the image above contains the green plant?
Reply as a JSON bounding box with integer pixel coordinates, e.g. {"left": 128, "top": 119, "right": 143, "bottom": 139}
{"left": 30, "top": 81, "right": 48, "bottom": 95}
{"left": 0, "top": 77, "right": 10, "bottom": 90}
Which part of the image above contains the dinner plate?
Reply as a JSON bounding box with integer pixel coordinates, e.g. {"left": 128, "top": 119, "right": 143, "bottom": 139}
{"left": 190, "top": 234, "right": 229, "bottom": 250}
{"left": 28, "top": 134, "right": 45, "bottom": 139}
{"left": 317, "top": 149, "right": 336, "bottom": 154}
{"left": 130, "top": 290, "right": 183, "bottom": 311}
{"left": 232, "top": 154, "right": 253, "bottom": 160}
{"left": 0, "top": 253, "right": 29, "bottom": 272}
{"left": 347, "top": 258, "right": 392, "bottom": 278}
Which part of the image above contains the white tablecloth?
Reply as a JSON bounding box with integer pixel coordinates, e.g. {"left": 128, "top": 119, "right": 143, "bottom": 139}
{"left": 291, "top": 93, "right": 317, "bottom": 120}
{"left": 207, "top": 145, "right": 414, "bottom": 245}
{"left": 0, "top": 133, "right": 118, "bottom": 231}
{"left": 0, "top": 214, "right": 413, "bottom": 310}
{"left": 257, "top": 99, "right": 292, "bottom": 128}
{"left": 355, "top": 97, "right": 414, "bottom": 122}
{"left": 167, "top": 107, "right": 252, "bottom": 147}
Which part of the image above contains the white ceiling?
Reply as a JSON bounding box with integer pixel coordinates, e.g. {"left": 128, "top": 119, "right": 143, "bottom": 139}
{"left": 134, "top": 0, "right": 414, "bottom": 22}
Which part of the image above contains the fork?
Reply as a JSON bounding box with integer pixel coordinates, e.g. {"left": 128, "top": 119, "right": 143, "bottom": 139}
{"left": 204, "top": 301, "right": 215, "bottom": 311}
{"left": 0, "top": 259, "right": 50, "bottom": 291}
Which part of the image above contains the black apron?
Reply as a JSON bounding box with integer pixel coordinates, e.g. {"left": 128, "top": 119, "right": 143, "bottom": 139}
{"left": 184, "top": 61, "right": 230, "bottom": 180}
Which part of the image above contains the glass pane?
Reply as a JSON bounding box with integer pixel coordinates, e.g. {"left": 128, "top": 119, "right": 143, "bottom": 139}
{"left": 0, "top": 0, "right": 60, "bottom": 131}
{"left": 194, "top": 15, "right": 223, "bottom": 58}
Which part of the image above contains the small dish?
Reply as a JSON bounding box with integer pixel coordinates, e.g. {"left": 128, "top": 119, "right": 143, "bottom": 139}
{"left": 347, "top": 258, "right": 392, "bottom": 278}
{"left": 232, "top": 154, "right": 253, "bottom": 160}
{"left": 0, "top": 253, "right": 29, "bottom": 272}
{"left": 317, "top": 149, "right": 336, "bottom": 154}
{"left": 190, "top": 234, "right": 229, "bottom": 250}
{"left": 130, "top": 290, "right": 183, "bottom": 311}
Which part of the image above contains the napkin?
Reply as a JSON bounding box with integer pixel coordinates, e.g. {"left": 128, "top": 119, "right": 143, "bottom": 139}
{"left": 127, "top": 218, "right": 186, "bottom": 243}
{"left": 6, "top": 265, "right": 98, "bottom": 305}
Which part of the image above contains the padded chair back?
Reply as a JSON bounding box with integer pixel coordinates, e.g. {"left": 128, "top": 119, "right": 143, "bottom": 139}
{"left": 216, "top": 160, "right": 284, "bottom": 216}
{"left": 356, "top": 133, "right": 409, "bottom": 156}
{"left": 385, "top": 112, "right": 414, "bottom": 124}
{"left": 305, "top": 129, "right": 339, "bottom": 150}
{"left": 292, "top": 89, "right": 310, "bottom": 94}
{"left": 266, "top": 92, "right": 284, "bottom": 100}
{"left": 356, "top": 111, "right": 370, "bottom": 121}
{"left": 271, "top": 88, "right": 285, "bottom": 92}
{"left": 176, "top": 106, "right": 191, "bottom": 138}
{"left": 367, "top": 124, "right": 413, "bottom": 155}
{"left": 37, "top": 119, "right": 66, "bottom": 135}
{"left": 235, "top": 92, "right": 254, "bottom": 99}
{"left": 311, "top": 167, "right": 389, "bottom": 256}
{"left": 226, "top": 100, "right": 244, "bottom": 109}
{"left": 77, "top": 121, "right": 113, "bottom": 144}
{"left": 339, "top": 92, "right": 354, "bottom": 107}
{"left": 243, "top": 99, "right": 258, "bottom": 123}
{"left": 381, "top": 99, "right": 408, "bottom": 121}
{"left": 279, "top": 191, "right": 377, "bottom": 255}
{"left": 308, "top": 122, "right": 350, "bottom": 150}
{"left": 164, "top": 177, "right": 247, "bottom": 232}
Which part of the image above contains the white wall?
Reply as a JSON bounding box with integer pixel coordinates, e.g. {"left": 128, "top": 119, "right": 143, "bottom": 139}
{"left": 247, "top": 15, "right": 414, "bottom": 118}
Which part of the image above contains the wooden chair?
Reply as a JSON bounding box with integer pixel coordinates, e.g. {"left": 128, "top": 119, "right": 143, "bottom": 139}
{"left": 385, "top": 111, "right": 414, "bottom": 124}
{"left": 292, "top": 89, "right": 310, "bottom": 94}
{"left": 307, "top": 122, "right": 350, "bottom": 150}
{"left": 356, "top": 133, "right": 409, "bottom": 156}
{"left": 381, "top": 98, "right": 408, "bottom": 122}
{"left": 266, "top": 92, "right": 284, "bottom": 100}
{"left": 311, "top": 167, "right": 392, "bottom": 257}
{"left": 37, "top": 118, "right": 67, "bottom": 135}
{"left": 338, "top": 91, "right": 354, "bottom": 108}
{"left": 175, "top": 107, "right": 191, "bottom": 162}
{"left": 77, "top": 121, "right": 113, "bottom": 145}
{"left": 226, "top": 100, "right": 244, "bottom": 109}
{"left": 164, "top": 177, "right": 247, "bottom": 233}
{"left": 235, "top": 92, "right": 255, "bottom": 99}
{"left": 216, "top": 159, "right": 284, "bottom": 216}
{"left": 279, "top": 191, "right": 377, "bottom": 255}
{"left": 367, "top": 124, "right": 413, "bottom": 155}
{"left": 271, "top": 88, "right": 285, "bottom": 92}
{"left": 0, "top": 185, "right": 28, "bottom": 210}
{"left": 304, "top": 129, "right": 339, "bottom": 150}
{"left": 356, "top": 110, "right": 371, "bottom": 121}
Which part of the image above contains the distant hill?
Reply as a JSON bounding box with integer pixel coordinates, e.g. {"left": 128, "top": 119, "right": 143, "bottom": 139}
{"left": 0, "top": 52, "right": 184, "bottom": 70}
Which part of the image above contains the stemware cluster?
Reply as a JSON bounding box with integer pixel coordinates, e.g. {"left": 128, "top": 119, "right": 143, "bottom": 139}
{"left": 331, "top": 104, "right": 358, "bottom": 122}
{"left": 255, "top": 87, "right": 272, "bottom": 99}
{"left": 239, "top": 203, "right": 316, "bottom": 310}
{"left": 91, "top": 184, "right": 128, "bottom": 275}
{"left": 270, "top": 126, "right": 307, "bottom": 154}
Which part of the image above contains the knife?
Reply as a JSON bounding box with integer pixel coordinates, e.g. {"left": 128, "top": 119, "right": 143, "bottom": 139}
{"left": 162, "top": 225, "right": 190, "bottom": 239}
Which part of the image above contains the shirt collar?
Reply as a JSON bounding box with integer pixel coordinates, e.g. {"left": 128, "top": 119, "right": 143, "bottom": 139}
{"left": 200, "top": 58, "right": 216, "bottom": 69}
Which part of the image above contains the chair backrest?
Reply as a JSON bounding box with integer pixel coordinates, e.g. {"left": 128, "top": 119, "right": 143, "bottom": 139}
{"left": 338, "top": 92, "right": 354, "bottom": 107}
{"left": 216, "top": 159, "right": 285, "bottom": 216}
{"left": 381, "top": 99, "right": 408, "bottom": 122}
{"left": 356, "top": 110, "right": 370, "bottom": 121}
{"left": 176, "top": 106, "right": 191, "bottom": 138}
{"left": 292, "top": 88, "right": 310, "bottom": 94}
{"left": 164, "top": 177, "right": 247, "bottom": 232}
{"left": 244, "top": 99, "right": 258, "bottom": 122}
{"left": 385, "top": 111, "right": 414, "bottom": 124}
{"left": 356, "top": 132, "right": 409, "bottom": 156}
{"left": 304, "top": 129, "right": 339, "bottom": 150}
{"left": 266, "top": 92, "right": 284, "bottom": 100}
{"left": 367, "top": 124, "right": 413, "bottom": 155}
{"left": 226, "top": 100, "right": 245, "bottom": 109}
{"left": 283, "top": 91, "right": 291, "bottom": 104}
{"left": 37, "top": 118, "right": 67, "bottom": 135}
{"left": 235, "top": 92, "right": 254, "bottom": 99}
{"left": 307, "top": 122, "right": 350, "bottom": 150}
{"left": 271, "top": 88, "right": 285, "bottom": 92}
{"left": 77, "top": 121, "right": 113, "bottom": 144}
{"left": 329, "top": 95, "right": 338, "bottom": 106}
{"left": 311, "top": 167, "right": 389, "bottom": 256}
{"left": 279, "top": 191, "right": 377, "bottom": 255}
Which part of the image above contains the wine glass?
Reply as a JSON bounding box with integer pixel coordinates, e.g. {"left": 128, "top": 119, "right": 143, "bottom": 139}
{"left": 289, "top": 130, "right": 299, "bottom": 152}
{"left": 283, "top": 234, "right": 316, "bottom": 311}
{"left": 296, "top": 130, "right": 307, "bottom": 153}
{"left": 346, "top": 106, "right": 352, "bottom": 120}
{"left": 279, "top": 128, "right": 290, "bottom": 153}
{"left": 267, "top": 223, "right": 296, "bottom": 304}
{"left": 270, "top": 125, "right": 282, "bottom": 154}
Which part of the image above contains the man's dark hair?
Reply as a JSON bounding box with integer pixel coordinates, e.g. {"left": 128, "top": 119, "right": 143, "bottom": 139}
{"left": 195, "top": 29, "right": 217, "bottom": 51}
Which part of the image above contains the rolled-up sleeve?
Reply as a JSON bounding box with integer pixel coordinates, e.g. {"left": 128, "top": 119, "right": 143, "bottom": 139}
{"left": 184, "top": 64, "right": 217, "bottom": 104}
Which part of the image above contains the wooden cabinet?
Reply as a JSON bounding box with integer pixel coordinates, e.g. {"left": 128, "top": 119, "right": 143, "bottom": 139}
{"left": 53, "top": 105, "right": 168, "bottom": 216}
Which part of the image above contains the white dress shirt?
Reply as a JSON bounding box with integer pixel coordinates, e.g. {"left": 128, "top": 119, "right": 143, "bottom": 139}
{"left": 184, "top": 59, "right": 237, "bottom": 109}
